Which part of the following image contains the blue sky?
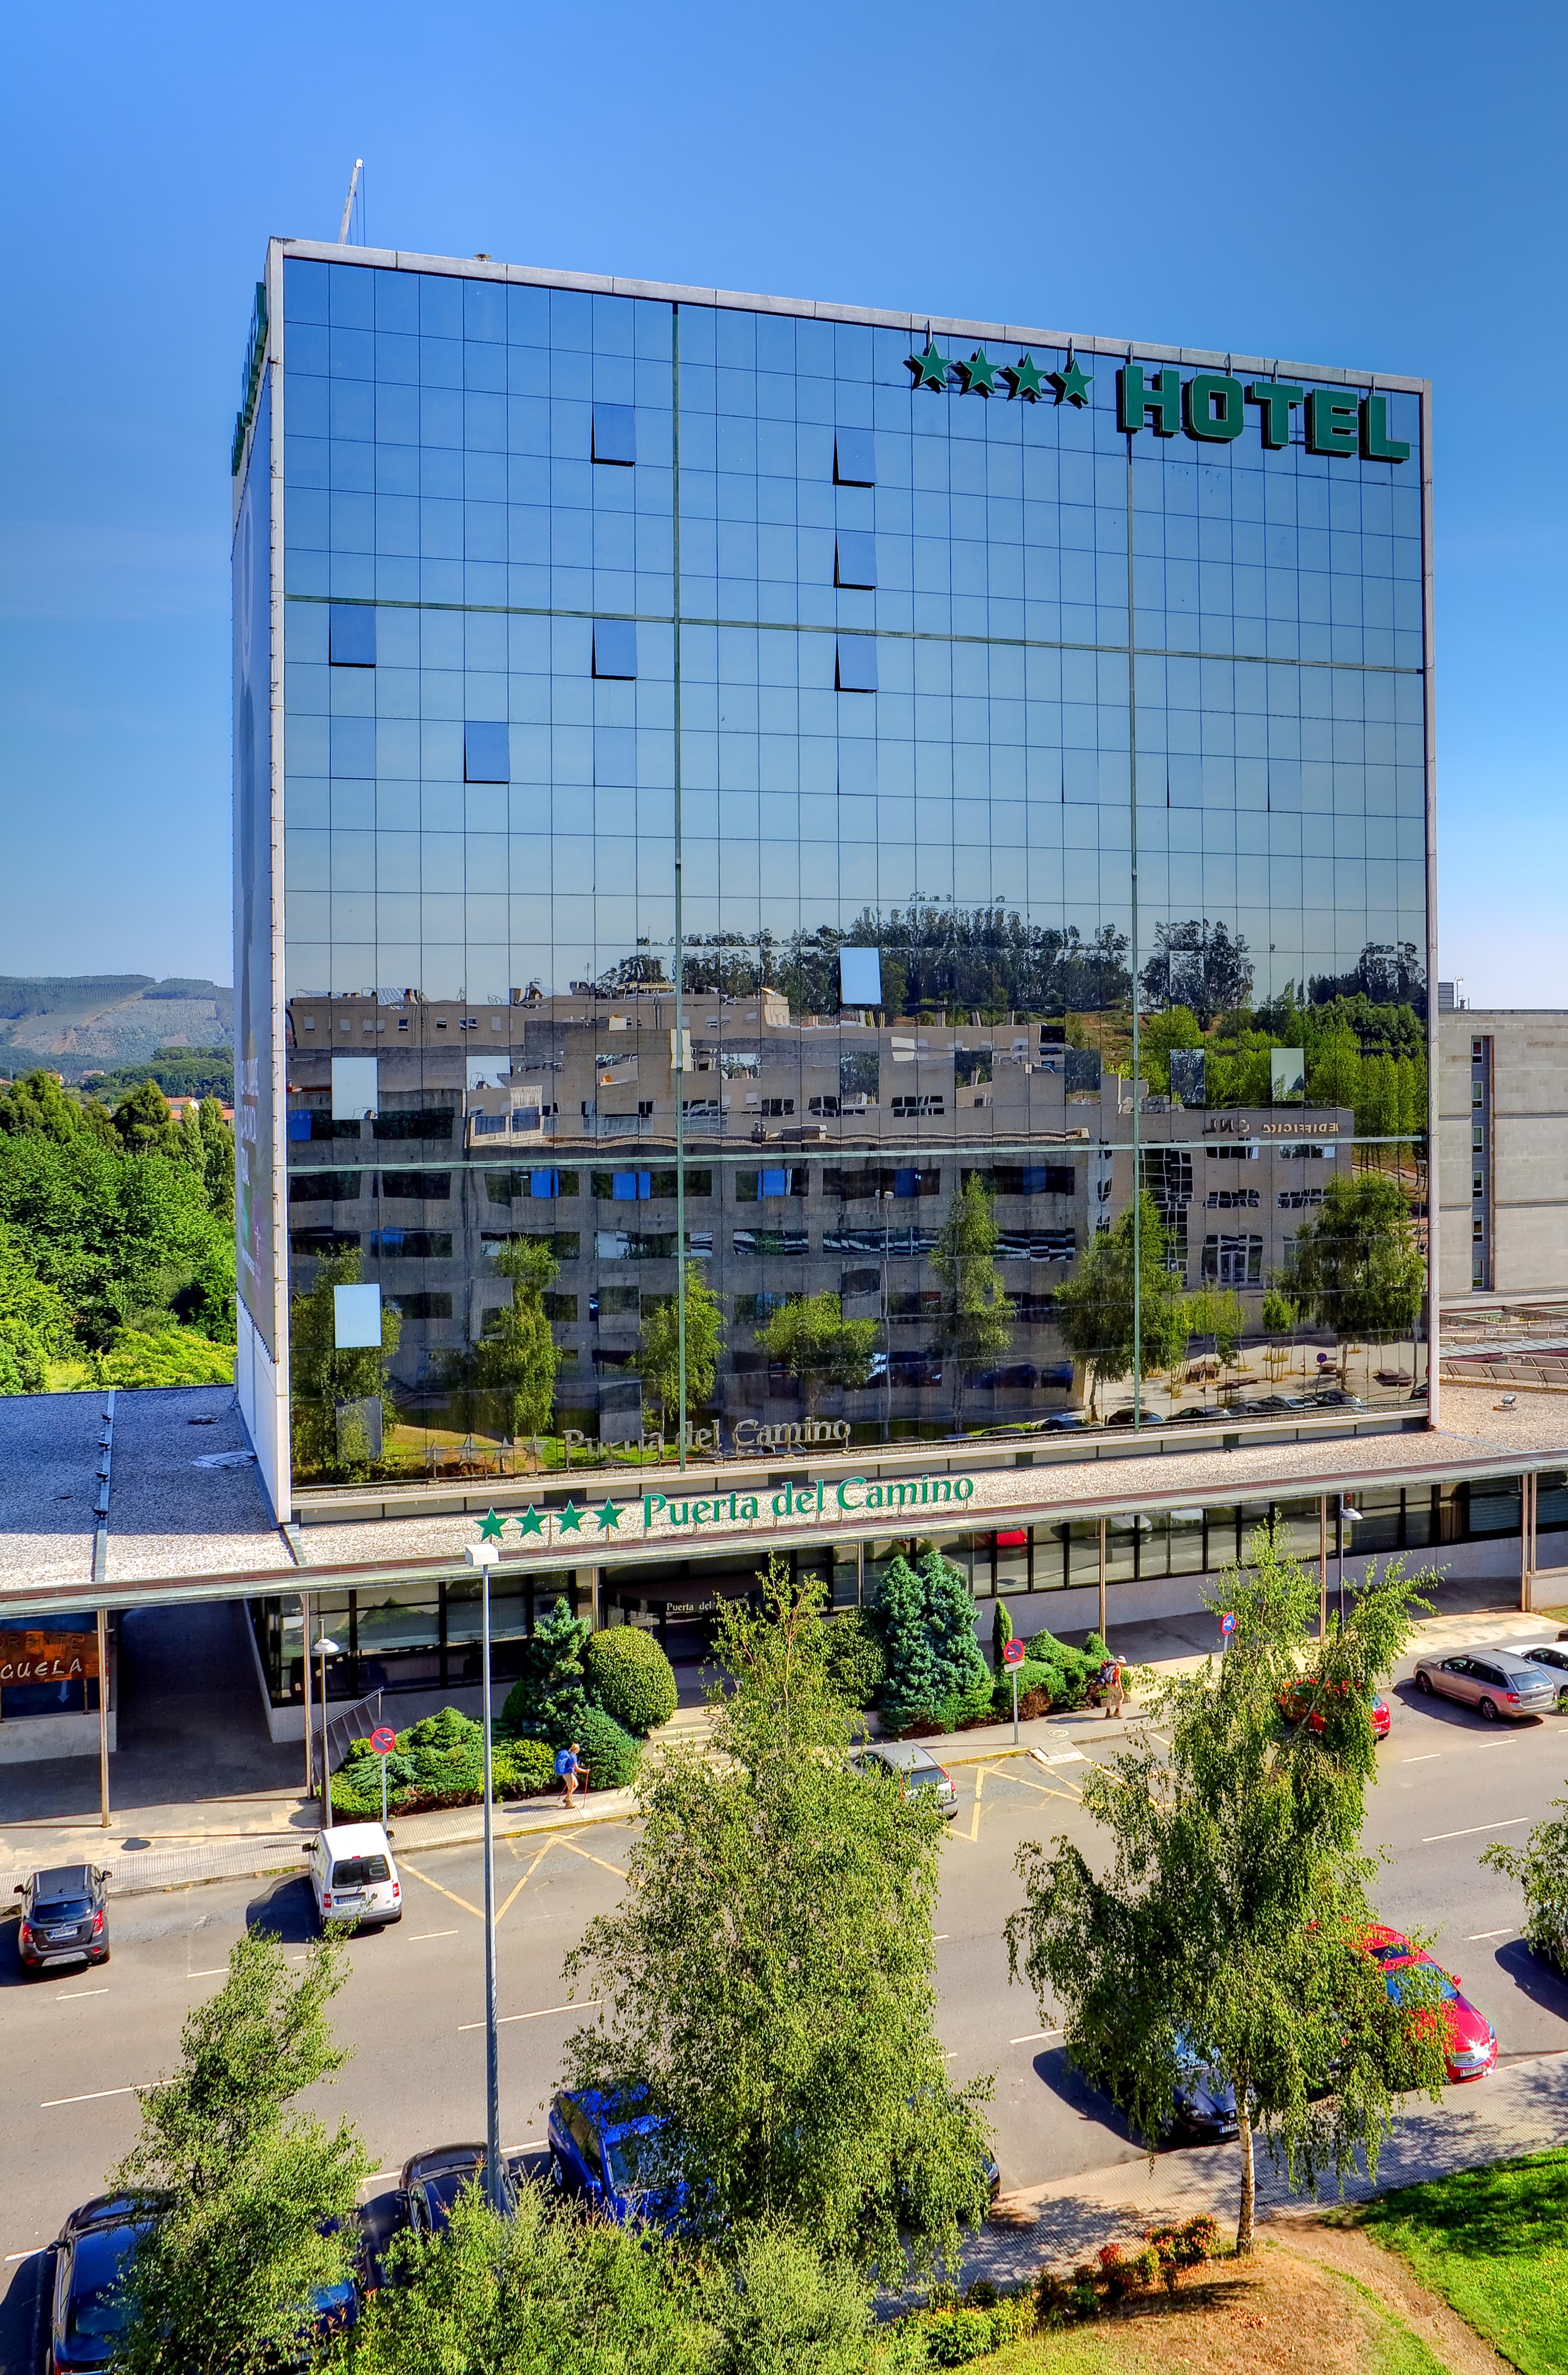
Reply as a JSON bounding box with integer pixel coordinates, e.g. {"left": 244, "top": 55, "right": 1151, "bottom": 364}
{"left": 2, "top": 0, "right": 1561, "bottom": 1001}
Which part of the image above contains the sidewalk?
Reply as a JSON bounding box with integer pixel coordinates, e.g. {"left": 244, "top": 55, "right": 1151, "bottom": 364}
{"left": 6, "top": 1597, "right": 1562, "bottom": 1898}
{"left": 964, "top": 2046, "right": 1568, "bottom": 2286}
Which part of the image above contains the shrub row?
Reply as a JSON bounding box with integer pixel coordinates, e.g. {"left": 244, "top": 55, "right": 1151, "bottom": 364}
{"left": 989, "top": 1629, "right": 1111, "bottom": 1722}
{"left": 884, "top": 2218, "right": 1223, "bottom": 2366}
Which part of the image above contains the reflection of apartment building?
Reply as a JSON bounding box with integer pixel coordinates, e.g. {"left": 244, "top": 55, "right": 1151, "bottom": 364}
{"left": 1133, "top": 1105, "right": 1354, "bottom": 1291}
{"left": 1439, "top": 1007, "right": 1568, "bottom": 1297}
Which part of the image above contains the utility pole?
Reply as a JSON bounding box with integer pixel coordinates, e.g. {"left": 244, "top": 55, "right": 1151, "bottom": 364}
{"left": 465, "top": 1540, "right": 505, "bottom": 2214}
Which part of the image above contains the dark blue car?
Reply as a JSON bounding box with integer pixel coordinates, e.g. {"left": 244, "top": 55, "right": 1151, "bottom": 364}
{"left": 547, "top": 2089, "right": 684, "bottom": 2229}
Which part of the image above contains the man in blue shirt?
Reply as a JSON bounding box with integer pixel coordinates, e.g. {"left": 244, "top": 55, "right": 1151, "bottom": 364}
{"left": 555, "top": 1741, "right": 584, "bottom": 1809}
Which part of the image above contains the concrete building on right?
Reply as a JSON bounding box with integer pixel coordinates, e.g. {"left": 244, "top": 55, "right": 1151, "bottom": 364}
{"left": 1438, "top": 999, "right": 1568, "bottom": 1298}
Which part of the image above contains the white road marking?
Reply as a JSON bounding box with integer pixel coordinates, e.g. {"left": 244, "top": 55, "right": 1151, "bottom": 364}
{"left": 1403, "top": 1753, "right": 1440, "bottom": 1763}
{"left": 1010, "top": 2028, "right": 1065, "bottom": 2045}
{"left": 411, "top": 1930, "right": 459, "bottom": 1941}
{"left": 55, "top": 1989, "right": 108, "bottom": 2001}
{"left": 187, "top": 1967, "right": 229, "bottom": 1979}
{"left": 41, "top": 2086, "right": 141, "bottom": 2107}
{"left": 1422, "top": 1819, "right": 1531, "bottom": 1842}
{"left": 456, "top": 2000, "right": 590, "bottom": 2032}
{"left": 1467, "top": 1928, "right": 1517, "bottom": 1940}
{"left": 933, "top": 1934, "right": 950, "bottom": 1941}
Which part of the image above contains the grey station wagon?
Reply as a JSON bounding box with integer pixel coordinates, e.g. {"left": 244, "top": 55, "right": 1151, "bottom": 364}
{"left": 1412, "top": 1647, "right": 1558, "bottom": 1723}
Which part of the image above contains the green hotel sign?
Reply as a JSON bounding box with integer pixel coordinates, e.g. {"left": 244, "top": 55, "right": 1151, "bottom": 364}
{"left": 472, "top": 1468, "right": 978, "bottom": 1549}
{"left": 906, "top": 337, "right": 1409, "bottom": 462}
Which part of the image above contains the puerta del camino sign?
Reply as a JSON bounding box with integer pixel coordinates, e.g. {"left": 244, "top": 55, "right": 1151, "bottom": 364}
{"left": 472, "top": 1467, "right": 979, "bottom": 1553}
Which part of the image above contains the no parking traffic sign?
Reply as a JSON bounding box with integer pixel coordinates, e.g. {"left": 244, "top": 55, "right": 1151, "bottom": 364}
{"left": 369, "top": 1724, "right": 397, "bottom": 1755}
{"left": 1002, "top": 1638, "right": 1026, "bottom": 1668}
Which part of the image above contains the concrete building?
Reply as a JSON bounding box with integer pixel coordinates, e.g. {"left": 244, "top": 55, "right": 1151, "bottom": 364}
{"left": 1438, "top": 1006, "right": 1568, "bottom": 1298}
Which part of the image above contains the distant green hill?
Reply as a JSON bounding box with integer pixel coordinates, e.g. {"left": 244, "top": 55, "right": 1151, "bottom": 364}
{"left": 0, "top": 975, "right": 232, "bottom": 1080}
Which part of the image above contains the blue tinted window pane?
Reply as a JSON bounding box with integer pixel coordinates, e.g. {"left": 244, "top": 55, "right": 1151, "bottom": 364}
{"left": 592, "top": 404, "right": 637, "bottom": 465}
{"left": 592, "top": 620, "right": 637, "bottom": 679}
{"left": 464, "top": 721, "right": 511, "bottom": 782}
{"left": 328, "top": 605, "right": 376, "bottom": 666}
{"left": 284, "top": 259, "right": 329, "bottom": 324}
{"left": 835, "top": 532, "right": 876, "bottom": 589}
{"left": 834, "top": 428, "right": 876, "bottom": 485}
{"left": 836, "top": 637, "right": 877, "bottom": 693}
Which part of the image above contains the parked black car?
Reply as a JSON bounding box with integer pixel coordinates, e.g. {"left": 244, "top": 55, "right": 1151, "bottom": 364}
{"left": 49, "top": 2194, "right": 157, "bottom": 2374}
{"left": 16, "top": 1864, "right": 111, "bottom": 1975}
{"left": 398, "top": 2145, "right": 524, "bottom": 2238}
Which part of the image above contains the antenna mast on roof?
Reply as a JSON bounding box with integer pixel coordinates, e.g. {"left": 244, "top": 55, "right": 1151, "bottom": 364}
{"left": 337, "top": 159, "right": 363, "bottom": 245}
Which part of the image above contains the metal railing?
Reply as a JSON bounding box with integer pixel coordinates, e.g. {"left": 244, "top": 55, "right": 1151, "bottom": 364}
{"left": 324, "top": 1689, "right": 384, "bottom": 1773}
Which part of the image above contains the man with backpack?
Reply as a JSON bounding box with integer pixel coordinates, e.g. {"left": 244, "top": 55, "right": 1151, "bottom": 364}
{"left": 1098, "top": 1653, "right": 1125, "bottom": 1719}
{"left": 555, "top": 1740, "right": 586, "bottom": 1809}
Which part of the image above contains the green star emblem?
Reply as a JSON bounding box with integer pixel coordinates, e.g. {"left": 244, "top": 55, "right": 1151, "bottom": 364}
{"left": 556, "top": 1498, "right": 586, "bottom": 1535}
{"left": 475, "top": 1509, "right": 507, "bottom": 1542}
{"left": 1004, "top": 352, "right": 1046, "bottom": 401}
{"left": 1050, "top": 356, "right": 1093, "bottom": 408}
{"left": 594, "top": 1498, "right": 624, "bottom": 1532}
{"left": 958, "top": 347, "right": 999, "bottom": 396}
{"left": 907, "top": 339, "right": 951, "bottom": 392}
{"left": 515, "top": 1504, "right": 546, "bottom": 1539}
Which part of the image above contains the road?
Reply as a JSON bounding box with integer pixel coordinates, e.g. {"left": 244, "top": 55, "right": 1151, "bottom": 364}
{"left": 2, "top": 1678, "right": 1567, "bottom": 2364}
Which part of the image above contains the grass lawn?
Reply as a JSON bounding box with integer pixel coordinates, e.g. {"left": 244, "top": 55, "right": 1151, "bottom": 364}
{"left": 951, "top": 2241, "right": 1445, "bottom": 2375}
{"left": 1359, "top": 2147, "right": 1568, "bottom": 2374}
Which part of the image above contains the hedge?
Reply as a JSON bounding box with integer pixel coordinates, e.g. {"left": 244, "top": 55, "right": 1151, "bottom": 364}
{"left": 582, "top": 1624, "right": 678, "bottom": 1735}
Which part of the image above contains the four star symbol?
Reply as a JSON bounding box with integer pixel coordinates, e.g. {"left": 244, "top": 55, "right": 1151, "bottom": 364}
{"left": 1004, "top": 352, "right": 1046, "bottom": 401}
{"left": 957, "top": 347, "right": 1000, "bottom": 397}
{"left": 475, "top": 1509, "right": 508, "bottom": 1542}
{"left": 515, "top": 1505, "right": 546, "bottom": 1538}
{"left": 594, "top": 1498, "right": 624, "bottom": 1532}
{"left": 907, "top": 339, "right": 951, "bottom": 392}
{"left": 556, "top": 1498, "right": 586, "bottom": 1535}
{"left": 1050, "top": 356, "right": 1093, "bottom": 407}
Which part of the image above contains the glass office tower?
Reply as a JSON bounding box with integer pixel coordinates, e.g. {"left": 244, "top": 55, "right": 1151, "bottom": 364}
{"left": 232, "top": 240, "right": 1435, "bottom": 1517}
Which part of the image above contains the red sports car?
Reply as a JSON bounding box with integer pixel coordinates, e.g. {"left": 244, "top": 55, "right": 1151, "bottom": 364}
{"left": 1278, "top": 1680, "right": 1392, "bottom": 1740}
{"left": 1359, "top": 1925, "right": 1497, "bottom": 2082}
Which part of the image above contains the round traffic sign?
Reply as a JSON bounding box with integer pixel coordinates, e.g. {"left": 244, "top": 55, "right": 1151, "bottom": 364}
{"left": 1219, "top": 1613, "right": 1236, "bottom": 1636}
{"left": 1002, "top": 1638, "right": 1026, "bottom": 1667}
{"left": 368, "top": 1724, "right": 397, "bottom": 1755}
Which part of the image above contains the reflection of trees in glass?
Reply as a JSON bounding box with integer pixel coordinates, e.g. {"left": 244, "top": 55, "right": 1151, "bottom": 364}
{"left": 1261, "top": 1285, "right": 1301, "bottom": 1378}
{"left": 289, "top": 1250, "right": 401, "bottom": 1480}
{"left": 929, "top": 1179, "right": 1012, "bottom": 1429}
{"left": 639, "top": 1259, "right": 723, "bottom": 1440}
{"left": 1308, "top": 942, "right": 1425, "bottom": 1013}
{"left": 1182, "top": 1284, "right": 1246, "bottom": 1375}
{"left": 477, "top": 1238, "right": 559, "bottom": 1444}
{"left": 755, "top": 1291, "right": 879, "bottom": 1400}
{"left": 1137, "top": 1005, "right": 1203, "bottom": 1096}
{"left": 1140, "top": 920, "right": 1254, "bottom": 1027}
{"left": 1054, "top": 1192, "right": 1187, "bottom": 1417}
{"left": 1283, "top": 1174, "right": 1425, "bottom": 1373}
{"left": 680, "top": 905, "right": 1132, "bottom": 1016}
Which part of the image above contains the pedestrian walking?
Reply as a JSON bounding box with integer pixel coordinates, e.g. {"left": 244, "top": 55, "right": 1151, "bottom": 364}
{"left": 555, "top": 1740, "right": 583, "bottom": 1808}
{"left": 1099, "top": 1654, "right": 1125, "bottom": 1719}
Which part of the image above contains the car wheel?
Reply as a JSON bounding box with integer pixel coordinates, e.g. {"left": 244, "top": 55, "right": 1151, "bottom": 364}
{"left": 1416, "top": 1671, "right": 1435, "bottom": 1695}
{"left": 1479, "top": 1698, "right": 1499, "bottom": 1723}
{"left": 95, "top": 1947, "right": 110, "bottom": 1965}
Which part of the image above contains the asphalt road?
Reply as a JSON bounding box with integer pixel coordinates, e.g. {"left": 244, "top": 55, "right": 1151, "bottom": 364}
{"left": 3, "top": 1681, "right": 1568, "bottom": 2370}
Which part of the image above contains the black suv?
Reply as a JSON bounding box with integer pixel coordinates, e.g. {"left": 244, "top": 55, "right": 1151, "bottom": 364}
{"left": 15, "top": 1863, "right": 111, "bottom": 1975}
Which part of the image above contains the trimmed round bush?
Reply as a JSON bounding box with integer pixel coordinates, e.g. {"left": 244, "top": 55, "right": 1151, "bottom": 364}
{"left": 823, "top": 1609, "right": 887, "bottom": 1710}
{"left": 582, "top": 1624, "right": 678, "bottom": 1735}
{"left": 572, "top": 1704, "right": 642, "bottom": 1792}
{"left": 493, "top": 1737, "right": 556, "bottom": 1797}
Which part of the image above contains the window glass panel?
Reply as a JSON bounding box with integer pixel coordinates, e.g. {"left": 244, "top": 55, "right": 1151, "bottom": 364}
{"left": 592, "top": 619, "right": 638, "bottom": 678}
{"left": 592, "top": 403, "right": 637, "bottom": 465}
{"left": 834, "top": 428, "right": 876, "bottom": 485}
{"left": 464, "top": 720, "right": 510, "bottom": 782}
{"left": 835, "top": 531, "right": 877, "bottom": 589}
{"left": 836, "top": 636, "right": 877, "bottom": 693}
{"left": 328, "top": 604, "right": 375, "bottom": 666}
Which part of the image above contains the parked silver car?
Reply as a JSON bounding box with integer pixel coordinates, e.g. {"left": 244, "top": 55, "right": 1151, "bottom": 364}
{"left": 1521, "top": 1643, "right": 1568, "bottom": 1708}
{"left": 851, "top": 1742, "right": 958, "bottom": 1817}
{"left": 1412, "top": 1647, "right": 1559, "bottom": 1723}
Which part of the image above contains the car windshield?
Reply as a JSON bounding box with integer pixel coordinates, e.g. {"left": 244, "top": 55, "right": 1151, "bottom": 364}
{"left": 604, "top": 2126, "right": 664, "bottom": 2192}
{"left": 68, "top": 2229, "right": 140, "bottom": 2338}
{"left": 1384, "top": 1967, "right": 1458, "bottom": 2006}
{"left": 332, "top": 1856, "right": 389, "bottom": 1889}
{"left": 36, "top": 1896, "right": 92, "bottom": 1922}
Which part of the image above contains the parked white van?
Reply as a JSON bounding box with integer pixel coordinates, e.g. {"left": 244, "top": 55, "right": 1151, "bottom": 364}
{"left": 309, "top": 1822, "right": 402, "bottom": 1932}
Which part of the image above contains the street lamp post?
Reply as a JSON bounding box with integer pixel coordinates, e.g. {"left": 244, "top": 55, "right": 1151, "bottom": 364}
{"left": 314, "top": 1636, "right": 341, "bottom": 1833}
{"left": 1337, "top": 1501, "right": 1363, "bottom": 1634}
{"left": 465, "top": 1540, "right": 504, "bottom": 2216}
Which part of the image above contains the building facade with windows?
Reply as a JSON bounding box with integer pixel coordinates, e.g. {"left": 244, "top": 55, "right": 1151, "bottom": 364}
{"left": 1439, "top": 1008, "right": 1568, "bottom": 1299}
{"left": 232, "top": 238, "right": 1437, "bottom": 1536}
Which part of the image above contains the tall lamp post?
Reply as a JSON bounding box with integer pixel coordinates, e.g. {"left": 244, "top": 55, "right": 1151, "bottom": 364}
{"left": 314, "top": 1636, "right": 341, "bottom": 1833}
{"left": 465, "top": 1540, "right": 504, "bottom": 2216}
{"left": 1337, "top": 1501, "right": 1363, "bottom": 1634}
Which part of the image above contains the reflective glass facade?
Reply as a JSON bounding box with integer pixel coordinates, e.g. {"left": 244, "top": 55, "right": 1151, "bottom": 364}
{"left": 233, "top": 244, "right": 1434, "bottom": 1501}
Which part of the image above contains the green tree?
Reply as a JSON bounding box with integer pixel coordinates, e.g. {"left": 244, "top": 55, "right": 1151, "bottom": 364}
{"left": 639, "top": 1258, "right": 723, "bottom": 1443}
{"left": 563, "top": 1557, "right": 991, "bottom": 2279}
{"left": 113, "top": 1075, "right": 181, "bottom": 1158}
{"left": 1482, "top": 1797, "right": 1568, "bottom": 1972}
{"left": 1054, "top": 1191, "right": 1187, "bottom": 1417}
{"left": 0, "top": 1218, "right": 71, "bottom": 1391}
{"left": 705, "top": 2223, "right": 872, "bottom": 2375}
{"left": 478, "top": 1237, "right": 559, "bottom": 1443}
{"left": 754, "top": 1291, "right": 879, "bottom": 1402}
{"left": 500, "top": 1593, "right": 591, "bottom": 1745}
{"left": 1306, "top": 1024, "right": 1362, "bottom": 1116}
{"left": 0, "top": 1068, "right": 117, "bottom": 1147}
{"left": 288, "top": 1249, "right": 402, "bottom": 1480}
{"left": 1006, "top": 1521, "right": 1446, "bottom": 2253}
{"left": 1182, "top": 1283, "right": 1247, "bottom": 1372}
{"left": 1284, "top": 1171, "right": 1425, "bottom": 1369}
{"left": 1137, "top": 1004, "right": 1204, "bottom": 1097}
{"left": 872, "top": 1547, "right": 992, "bottom": 1735}
{"left": 112, "top": 1929, "right": 370, "bottom": 2375}
{"left": 0, "top": 1131, "right": 234, "bottom": 1348}
{"left": 340, "top": 2180, "right": 706, "bottom": 2375}
{"left": 929, "top": 1177, "right": 1011, "bottom": 1428}
{"left": 197, "top": 1097, "right": 235, "bottom": 1222}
